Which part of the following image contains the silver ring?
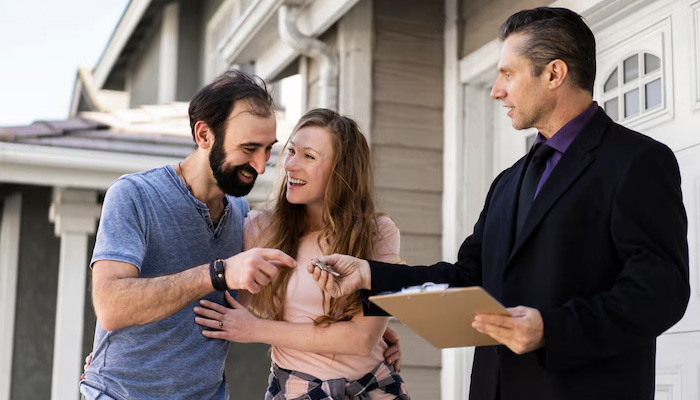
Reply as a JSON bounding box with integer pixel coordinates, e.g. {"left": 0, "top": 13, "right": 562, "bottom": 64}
{"left": 218, "top": 321, "right": 224, "bottom": 329}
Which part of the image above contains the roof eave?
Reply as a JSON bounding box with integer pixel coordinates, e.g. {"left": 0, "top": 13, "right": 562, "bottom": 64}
{"left": 92, "top": 0, "right": 153, "bottom": 90}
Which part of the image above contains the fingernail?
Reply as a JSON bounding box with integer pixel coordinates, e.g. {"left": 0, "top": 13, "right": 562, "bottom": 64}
{"left": 193, "top": 307, "right": 199, "bottom": 312}
{"left": 474, "top": 315, "right": 483, "bottom": 322}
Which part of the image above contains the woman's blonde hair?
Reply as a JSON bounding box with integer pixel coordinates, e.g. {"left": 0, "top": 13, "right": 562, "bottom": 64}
{"left": 250, "top": 108, "right": 380, "bottom": 326}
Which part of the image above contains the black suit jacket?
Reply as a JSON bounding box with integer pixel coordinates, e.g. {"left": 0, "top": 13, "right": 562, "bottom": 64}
{"left": 366, "top": 109, "right": 690, "bottom": 400}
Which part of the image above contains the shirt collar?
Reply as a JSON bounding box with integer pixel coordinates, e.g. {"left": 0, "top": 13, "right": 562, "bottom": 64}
{"left": 534, "top": 101, "right": 598, "bottom": 153}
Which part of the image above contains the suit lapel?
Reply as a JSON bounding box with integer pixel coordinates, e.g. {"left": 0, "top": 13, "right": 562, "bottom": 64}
{"left": 504, "top": 157, "right": 528, "bottom": 253}
{"left": 506, "top": 108, "right": 612, "bottom": 266}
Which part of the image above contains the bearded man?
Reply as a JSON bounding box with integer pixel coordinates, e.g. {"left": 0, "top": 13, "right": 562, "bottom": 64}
{"left": 80, "top": 70, "right": 296, "bottom": 400}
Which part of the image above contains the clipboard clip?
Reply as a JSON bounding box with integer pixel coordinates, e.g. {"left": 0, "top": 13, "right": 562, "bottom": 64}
{"left": 400, "top": 282, "right": 449, "bottom": 294}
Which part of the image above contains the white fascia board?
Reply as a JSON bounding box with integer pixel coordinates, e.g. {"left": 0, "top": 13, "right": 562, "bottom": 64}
{"left": 255, "top": 40, "right": 298, "bottom": 81}
{"left": 93, "top": 0, "right": 153, "bottom": 89}
{"left": 223, "top": 0, "right": 360, "bottom": 80}
{"left": 0, "top": 142, "right": 180, "bottom": 190}
{"left": 458, "top": 40, "right": 500, "bottom": 86}
{"left": 69, "top": 74, "right": 83, "bottom": 117}
{"left": 220, "top": 0, "right": 286, "bottom": 65}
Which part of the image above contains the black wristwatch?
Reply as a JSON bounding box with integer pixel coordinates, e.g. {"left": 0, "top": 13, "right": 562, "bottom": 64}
{"left": 209, "top": 259, "right": 227, "bottom": 291}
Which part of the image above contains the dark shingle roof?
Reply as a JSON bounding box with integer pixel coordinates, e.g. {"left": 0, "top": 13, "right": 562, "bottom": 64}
{"left": 0, "top": 117, "right": 193, "bottom": 158}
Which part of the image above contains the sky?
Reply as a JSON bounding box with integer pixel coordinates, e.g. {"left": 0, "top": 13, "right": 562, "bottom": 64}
{"left": 0, "top": 0, "right": 130, "bottom": 126}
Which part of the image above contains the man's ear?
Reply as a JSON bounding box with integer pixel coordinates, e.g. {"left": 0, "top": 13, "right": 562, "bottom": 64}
{"left": 545, "top": 59, "right": 569, "bottom": 90}
{"left": 193, "top": 121, "right": 214, "bottom": 149}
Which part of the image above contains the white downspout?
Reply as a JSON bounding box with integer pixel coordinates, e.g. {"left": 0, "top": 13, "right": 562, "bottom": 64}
{"left": 278, "top": 4, "right": 339, "bottom": 111}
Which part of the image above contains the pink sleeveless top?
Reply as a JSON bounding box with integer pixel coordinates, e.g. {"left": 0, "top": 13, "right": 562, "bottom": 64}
{"left": 243, "top": 211, "right": 402, "bottom": 382}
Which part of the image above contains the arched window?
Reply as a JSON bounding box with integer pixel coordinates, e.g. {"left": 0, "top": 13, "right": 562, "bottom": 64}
{"left": 600, "top": 52, "right": 663, "bottom": 122}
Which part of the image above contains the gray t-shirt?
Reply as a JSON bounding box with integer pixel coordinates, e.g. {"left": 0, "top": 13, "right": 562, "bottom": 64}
{"left": 82, "top": 165, "right": 248, "bottom": 400}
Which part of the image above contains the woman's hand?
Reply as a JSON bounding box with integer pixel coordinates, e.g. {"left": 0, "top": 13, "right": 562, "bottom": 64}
{"left": 81, "top": 352, "right": 93, "bottom": 380}
{"left": 193, "top": 291, "right": 260, "bottom": 343}
{"left": 382, "top": 327, "right": 402, "bottom": 372}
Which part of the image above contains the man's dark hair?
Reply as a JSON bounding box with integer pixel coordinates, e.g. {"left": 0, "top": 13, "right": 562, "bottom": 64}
{"left": 499, "top": 7, "right": 596, "bottom": 95}
{"left": 188, "top": 70, "right": 275, "bottom": 145}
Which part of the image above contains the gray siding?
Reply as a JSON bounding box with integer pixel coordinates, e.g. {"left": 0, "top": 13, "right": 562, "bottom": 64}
{"left": 129, "top": 17, "right": 162, "bottom": 107}
{"left": 224, "top": 342, "right": 271, "bottom": 398}
{"left": 459, "top": 0, "right": 549, "bottom": 57}
{"left": 373, "top": 0, "right": 444, "bottom": 267}
{"left": 372, "top": 1, "right": 445, "bottom": 398}
{"left": 9, "top": 186, "right": 61, "bottom": 400}
{"left": 177, "top": 0, "right": 203, "bottom": 101}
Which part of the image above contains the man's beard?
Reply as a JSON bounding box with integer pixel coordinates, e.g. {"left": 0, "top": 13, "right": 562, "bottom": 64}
{"left": 209, "top": 139, "right": 258, "bottom": 197}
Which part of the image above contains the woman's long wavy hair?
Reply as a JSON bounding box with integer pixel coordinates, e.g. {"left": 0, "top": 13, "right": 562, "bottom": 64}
{"left": 250, "top": 108, "right": 379, "bottom": 326}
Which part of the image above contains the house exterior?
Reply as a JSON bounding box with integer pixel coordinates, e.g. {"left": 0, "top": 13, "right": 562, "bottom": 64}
{"left": 1, "top": 0, "right": 699, "bottom": 399}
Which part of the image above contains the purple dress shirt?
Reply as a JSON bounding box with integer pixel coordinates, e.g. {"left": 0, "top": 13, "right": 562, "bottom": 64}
{"left": 533, "top": 102, "right": 599, "bottom": 197}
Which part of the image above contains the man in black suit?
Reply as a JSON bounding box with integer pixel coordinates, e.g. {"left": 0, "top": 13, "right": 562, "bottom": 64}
{"left": 308, "top": 7, "right": 690, "bottom": 400}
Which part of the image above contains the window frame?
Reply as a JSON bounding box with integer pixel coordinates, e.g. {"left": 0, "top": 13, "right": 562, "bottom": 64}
{"left": 599, "top": 51, "right": 664, "bottom": 122}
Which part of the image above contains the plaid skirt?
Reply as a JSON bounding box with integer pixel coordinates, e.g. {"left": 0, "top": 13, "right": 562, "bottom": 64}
{"left": 265, "top": 361, "right": 410, "bottom": 400}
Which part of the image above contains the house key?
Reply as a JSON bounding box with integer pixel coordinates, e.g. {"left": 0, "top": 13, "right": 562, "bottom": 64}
{"left": 311, "top": 257, "right": 341, "bottom": 277}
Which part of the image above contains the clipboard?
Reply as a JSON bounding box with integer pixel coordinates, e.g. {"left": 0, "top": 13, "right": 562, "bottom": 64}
{"left": 369, "top": 286, "right": 509, "bottom": 349}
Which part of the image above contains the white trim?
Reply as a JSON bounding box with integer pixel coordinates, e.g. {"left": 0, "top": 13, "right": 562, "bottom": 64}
{"left": 458, "top": 40, "right": 501, "bottom": 85}
{"left": 204, "top": 0, "right": 237, "bottom": 82}
{"left": 299, "top": 56, "right": 310, "bottom": 112}
{"left": 93, "top": 0, "right": 153, "bottom": 89}
{"left": 337, "top": 0, "right": 372, "bottom": 141}
{"left": 462, "top": 85, "right": 495, "bottom": 227}
{"left": 595, "top": 14, "right": 674, "bottom": 133}
{"left": 255, "top": 37, "right": 298, "bottom": 81}
{"left": 0, "top": 193, "right": 21, "bottom": 400}
{"left": 158, "top": 2, "right": 179, "bottom": 104}
{"left": 442, "top": 1, "right": 470, "bottom": 398}
{"left": 441, "top": 347, "right": 474, "bottom": 400}
{"left": 225, "top": 0, "right": 360, "bottom": 80}
{"left": 49, "top": 189, "right": 100, "bottom": 400}
{"left": 692, "top": 1, "right": 700, "bottom": 111}
{"left": 442, "top": 0, "right": 465, "bottom": 264}
{"left": 0, "top": 142, "right": 182, "bottom": 190}
{"left": 552, "top": 0, "right": 657, "bottom": 30}
{"left": 69, "top": 75, "right": 83, "bottom": 117}
{"left": 220, "top": 0, "right": 285, "bottom": 66}
{"left": 654, "top": 366, "right": 683, "bottom": 399}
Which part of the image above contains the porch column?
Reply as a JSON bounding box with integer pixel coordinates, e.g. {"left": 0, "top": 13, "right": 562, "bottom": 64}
{"left": 49, "top": 188, "right": 101, "bottom": 400}
{"left": 0, "top": 193, "right": 22, "bottom": 400}
{"left": 442, "top": 0, "right": 472, "bottom": 398}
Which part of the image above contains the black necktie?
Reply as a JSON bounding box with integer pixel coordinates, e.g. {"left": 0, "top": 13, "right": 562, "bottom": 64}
{"left": 517, "top": 143, "right": 556, "bottom": 233}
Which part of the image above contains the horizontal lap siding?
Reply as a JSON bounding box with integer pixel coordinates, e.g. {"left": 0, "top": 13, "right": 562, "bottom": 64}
{"left": 460, "top": 0, "right": 549, "bottom": 57}
{"left": 373, "top": 1, "right": 444, "bottom": 398}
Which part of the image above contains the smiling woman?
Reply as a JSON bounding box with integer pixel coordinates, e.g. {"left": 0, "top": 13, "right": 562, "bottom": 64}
{"left": 284, "top": 125, "right": 335, "bottom": 219}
